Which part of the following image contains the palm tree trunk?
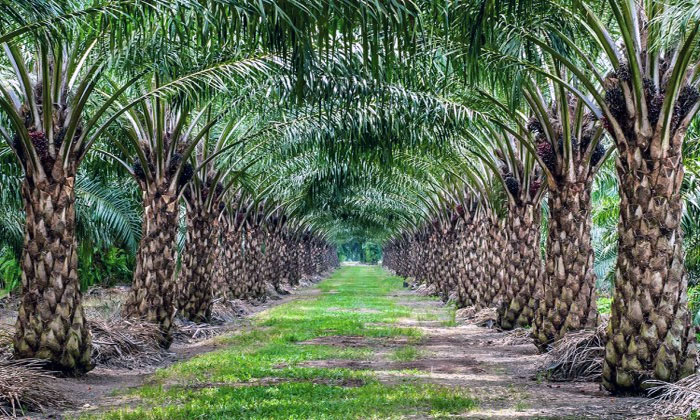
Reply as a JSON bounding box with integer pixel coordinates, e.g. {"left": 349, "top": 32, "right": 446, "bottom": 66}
{"left": 479, "top": 217, "right": 505, "bottom": 309}
{"left": 602, "top": 140, "right": 697, "bottom": 393}
{"left": 212, "top": 219, "right": 231, "bottom": 299}
{"left": 122, "top": 189, "right": 179, "bottom": 347}
{"left": 177, "top": 209, "right": 220, "bottom": 322}
{"left": 14, "top": 170, "right": 93, "bottom": 374}
{"left": 464, "top": 219, "right": 486, "bottom": 307}
{"left": 223, "top": 225, "right": 246, "bottom": 298}
{"left": 245, "top": 228, "right": 265, "bottom": 299}
{"left": 533, "top": 178, "right": 598, "bottom": 351}
{"left": 455, "top": 224, "right": 471, "bottom": 306}
{"left": 498, "top": 204, "right": 543, "bottom": 330}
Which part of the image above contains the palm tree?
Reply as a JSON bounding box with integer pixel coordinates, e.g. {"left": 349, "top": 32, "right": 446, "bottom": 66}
{"left": 104, "top": 88, "right": 233, "bottom": 343}
{"left": 475, "top": 78, "right": 611, "bottom": 349}
{"left": 457, "top": 119, "right": 545, "bottom": 329}
{"left": 530, "top": 0, "right": 700, "bottom": 392}
{"left": 0, "top": 34, "right": 144, "bottom": 374}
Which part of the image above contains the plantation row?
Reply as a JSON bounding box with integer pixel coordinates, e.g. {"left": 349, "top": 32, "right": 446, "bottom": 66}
{"left": 18, "top": 182, "right": 339, "bottom": 371}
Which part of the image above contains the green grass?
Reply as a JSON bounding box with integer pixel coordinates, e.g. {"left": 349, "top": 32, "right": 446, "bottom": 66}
{"left": 84, "top": 266, "right": 477, "bottom": 419}
{"left": 442, "top": 303, "right": 457, "bottom": 327}
{"left": 389, "top": 346, "right": 423, "bottom": 362}
{"left": 596, "top": 296, "right": 612, "bottom": 315}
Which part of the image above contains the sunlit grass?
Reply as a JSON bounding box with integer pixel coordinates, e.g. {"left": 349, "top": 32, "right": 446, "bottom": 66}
{"left": 596, "top": 296, "right": 612, "bottom": 314}
{"left": 85, "top": 266, "right": 477, "bottom": 419}
{"left": 389, "top": 346, "right": 423, "bottom": 362}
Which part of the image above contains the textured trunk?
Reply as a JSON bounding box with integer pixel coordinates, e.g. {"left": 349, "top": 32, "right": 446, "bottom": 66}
{"left": 263, "top": 232, "right": 280, "bottom": 291}
{"left": 443, "top": 229, "right": 458, "bottom": 301}
{"left": 287, "top": 236, "right": 300, "bottom": 286}
{"left": 533, "top": 178, "right": 598, "bottom": 351}
{"left": 478, "top": 218, "right": 505, "bottom": 308}
{"left": 221, "top": 225, "right": 247, "bottom": 299}
{"left": 177, "top": 208, "right": 220, "bottom": 322}
{"left": 498, "top": 204, "right": 543, "bottom": 330}
{"left": 602, "top": 138, "right": 697, "bottom": 393}
{"left": 123, "top": 189, "right": 179, "bottom": 347}
{"left": 244, "top": 228, "right": 266, "bottom": 299}
{"left": 464, "top": 219, "right": 486, "bottom": 307}
{"left": 455, "top": 224, "right": 470, "bottom": 306}
{"left": 14, "top": 168, "right": 93, "bottom": 374}
{"left": 212, "top": 220, "right": 231, "bottom": 298}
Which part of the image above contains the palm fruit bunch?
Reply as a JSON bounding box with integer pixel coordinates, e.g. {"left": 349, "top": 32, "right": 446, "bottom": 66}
{"left": 527, "top": 117, "right": 543, "bottom": 135}
{"left": 168, "top": 152, "right": 182, "bottom": 177}
{"left": 29, "top": 130, "right": 51, "bottom": 165}
{"left": 536, "top": 140, "right": 556, "bottom": 172}
{"left": 676, "top": 86, "right": 700, "bottom": 128}
{"left": 177, "top": 162, "right": 194, "bottom": 188}
{"left": 644, "top": 78, "right": 662, "bottom": 126}
{"left": 529, "top": 179, "right": 542, "bottom": 198}
{"left": 591, "top": 143, "right": 605, "bottom": 167}
{"left": 504, "top": 173, "right": 520, "bottom": 198}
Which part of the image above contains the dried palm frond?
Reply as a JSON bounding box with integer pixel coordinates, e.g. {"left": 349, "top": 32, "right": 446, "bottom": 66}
{"left": 455, "top": 306, "right": 477, "bottom": 320}
{"left": 173, "top": 320, "right": 226, "bottom": 342}
{"left": 0, "top": 357, "right": 71, "bottom": 417}
{"left": 211, "top": 299, "right": 250, "bottom": 323}
{"left": 473, "top": 308, "right": 498, "bottom": 328}
{"left": 0, "top": 326, "right": 12, "bottom": 355}
{"left": 646, "top": 374, "right": 700, "bottom": 418}
{"left": 538, "top": 318, "right": 608, "bottom": 382}
{"left": 500, "top": 328, "right": 532, "bottom": 345}
{"left": 90, "top": 317, "right": 167, "bottom": 368}
{"left": 415, "top": 283, "right": 438, "bottom": 297}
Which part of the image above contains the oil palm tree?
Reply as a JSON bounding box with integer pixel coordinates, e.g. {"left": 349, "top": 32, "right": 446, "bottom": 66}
{"left": 0, "top": 35, "right": 147, "bottom": 374}
{"left": 526, "top": 0, "right": 700, "bottom": 392}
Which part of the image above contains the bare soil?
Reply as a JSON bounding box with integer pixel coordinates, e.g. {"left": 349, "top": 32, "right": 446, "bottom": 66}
{"left": 385, "top": 290, "right": 649, "bottom": 419}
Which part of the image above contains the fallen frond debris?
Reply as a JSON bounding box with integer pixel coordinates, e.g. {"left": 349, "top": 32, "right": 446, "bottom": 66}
{"left": 0, "top": 357, "right": 70, "bottom": 417}
{"left": 212, "top": 299, "right": 250, "bottom": 323}
{"left": 414, "top": 283, "right": 438, "bottom": 297}
{"left": 0, "top": 326, "right": 12, "bottom": 355}
{"left": 455, "top": 306, "right": 476, "bottom": 320}
{"left": 455, "top": 306, "right": 499, "bottom": 328}
{"left": 173, "top": 320, "right": 226, "bottom": 342}
{"left": 90, "top": 317, "right": 167, "bottom": 368}
{"left": 500, "top": 328, "right": 532, "bottom": 345}
{"left": 646, "top": 374, "right": 700, "bottom": 418}
{"left": 537, "top": 318, "right": 607, "bottom": 382}
{"left": 472, "top": 308, "right": 498, "bottom": 328}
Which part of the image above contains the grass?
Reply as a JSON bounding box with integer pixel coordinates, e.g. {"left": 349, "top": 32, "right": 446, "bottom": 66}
{"left": 596, "top": 296, "right": 612, "bottom": 315}
{"left": 442, "top": 303, "right": 458, "bottom": 327}
{"left": 389, "top": 346, "right": 423, "bottom": 362}
{"left": 84, "top": 266, "right": 477, "bottom": 419}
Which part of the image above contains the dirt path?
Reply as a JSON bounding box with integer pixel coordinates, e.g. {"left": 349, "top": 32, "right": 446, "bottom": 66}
{"left": 73, "top": 286, "right": 324, "bottom": 414}
{"left": 379, "top": 290, "right": 649, "bottom": 419}
{"left": 0, "top": 281, "right": 323, "bottom": 419}
{"left": 12, "top": 266, "right": 656, "bottom": 419}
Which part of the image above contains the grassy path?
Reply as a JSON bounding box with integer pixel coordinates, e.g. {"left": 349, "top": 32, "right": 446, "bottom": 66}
{"left": 87, "top": 266, "right": 476, "bottom": 419}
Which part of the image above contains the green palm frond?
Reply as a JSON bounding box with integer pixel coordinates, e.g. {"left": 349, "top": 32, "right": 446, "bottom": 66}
{"left": 74, "top": 174, "right": 142, "bottom": 252}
